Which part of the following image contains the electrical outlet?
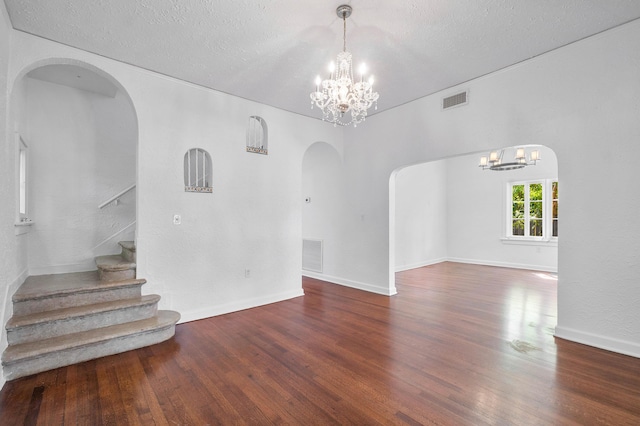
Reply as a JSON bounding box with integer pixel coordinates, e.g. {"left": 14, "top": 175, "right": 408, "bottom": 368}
{"left": 173, "top": 214, "right": 181, "bottom": 225}
{"left": 245, "top": 269, "right": 251, "bottom": 278}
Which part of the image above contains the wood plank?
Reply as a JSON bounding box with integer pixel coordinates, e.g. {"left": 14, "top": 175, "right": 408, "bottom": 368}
{"left": 1, "top": 262, "right": 639, "bottom": 424}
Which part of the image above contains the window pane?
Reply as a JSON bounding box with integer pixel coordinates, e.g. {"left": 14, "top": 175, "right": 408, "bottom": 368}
{"left": 530, "top": 219, "right": 543, "bottom": 236}
{"left": 530, "top": 201, "right": 542, "bottom": 219}
{"left": 512, "top": 201, "right": 524, "bottom": 218}
{"left": 19, "top": 149, "right": 27, "bottom": 215}
{"left": 552, "top": 181, "right": 558, "bottom": 199}
{"left": 512, "top": 185, "right": 524, "bottom": 202}
{"left": 553, "top": 200, "right": 558, "bottom": 219}
{"left": 529, "top": 183, "right": 542, "bottom": 201}
{"left": 513, "top": 219, "right": 525, "bottom": 236}
{"left": 553, "top": 219, "right": 558, "bottom": 237}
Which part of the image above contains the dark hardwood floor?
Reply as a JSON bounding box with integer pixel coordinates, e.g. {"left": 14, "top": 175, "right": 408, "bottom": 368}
{"left": 1, "top": 262, "right": 639, "bottom": 425}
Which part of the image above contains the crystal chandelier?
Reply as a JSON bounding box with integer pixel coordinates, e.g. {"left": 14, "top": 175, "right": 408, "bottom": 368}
{"left": 479, "top": 147, "right": 540, "bottom": 171}
{"left": 309, "top": 5, "right": 379, "bottom": 127}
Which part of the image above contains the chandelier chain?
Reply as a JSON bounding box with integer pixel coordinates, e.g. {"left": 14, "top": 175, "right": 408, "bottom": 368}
{"left": 343, "top": 11, "right": 347, "bottom": 52}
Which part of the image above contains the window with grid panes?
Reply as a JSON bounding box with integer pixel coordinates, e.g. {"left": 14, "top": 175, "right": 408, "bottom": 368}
{"left": 508, "top": 180, "right": 558, "bottom": 239}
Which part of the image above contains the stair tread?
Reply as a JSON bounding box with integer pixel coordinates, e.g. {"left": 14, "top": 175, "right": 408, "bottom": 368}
{"left": 2, "top": 310, "right": 180, "bottom": 364}
{"left": 95, "top": 255, "right": 136, "bottom": 271}
{"left": 13, "top": 271, "right": 146, "bottom": 303}
{"left": 118, "top": 241, "right": 136, "bottom": 251}
{"left": 7, "top": 295, "right": 161, "bottom": 329}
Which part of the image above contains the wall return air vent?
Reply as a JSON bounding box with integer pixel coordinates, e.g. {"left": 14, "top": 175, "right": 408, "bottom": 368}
{"left": 302, "top": 239, "right": 323, "bottom": 273}
{"left": 442, "top": 90, "right": 468, "bottom": 110}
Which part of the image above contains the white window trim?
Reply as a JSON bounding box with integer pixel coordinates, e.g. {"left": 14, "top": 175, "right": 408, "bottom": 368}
{"left": 503, "top": 178, "right": 557, "bottom": 245}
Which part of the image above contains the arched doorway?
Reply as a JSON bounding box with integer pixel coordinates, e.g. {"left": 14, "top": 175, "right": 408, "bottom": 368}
{"left": 10, "top": 60, "right": 138, "bottom": 275}
{"left": 301, "top": 142, "right": 345, "bottom": 279}
{"left": 390, "top": 145, "right": 559, "bottom": 280}
{"left": 390, "top": 145, "right": 560, "bottom": 351}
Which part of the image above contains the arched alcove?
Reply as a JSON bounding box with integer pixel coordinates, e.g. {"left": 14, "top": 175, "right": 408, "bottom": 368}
{"left": 246, "top": 116, "right": 268, "bottom": 155}
{"left": 184, "top": 148, "right": 213, "bottom": 192}
{"left": 9, "top": 59, "right": 139, "bottom": 274}
{"left": 301, "top": 142, "right": 345, "bottom": 277}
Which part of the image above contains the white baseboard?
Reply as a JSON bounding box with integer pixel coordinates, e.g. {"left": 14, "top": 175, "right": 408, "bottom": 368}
{"left": 302, "top": 270, "right": 397, "bottom": 296}
{"left": 178, "top": 289, "right": 305, "bottom": 324}
{"left": 555, "top": 326, "right": 640, "bottom": 359}
{"left": 29, "top": 261, "right": 97, "bottom": 276}
{"left": 446, "top": 257, "right": 558, "bottom": 273}
{"left": 395, "top": 257, "right": 448, "bottom": 272}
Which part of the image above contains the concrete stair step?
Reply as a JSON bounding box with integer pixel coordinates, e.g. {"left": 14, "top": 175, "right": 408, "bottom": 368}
{"left": 119, "top": 241, "right": 136, "bottom": 263}
{"left": 95, "top": 254, "right": 136, "bottom": 282}
{"left": 2, "top": 310, "right": 180, "bottom": 381}
{"left": 6, "top": 295, "right": 161, "bottom": 345}
{"left": 12, "top": 271, "right": 145, "bottom": 316}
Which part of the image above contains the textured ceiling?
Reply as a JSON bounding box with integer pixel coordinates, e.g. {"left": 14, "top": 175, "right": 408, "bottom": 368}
{"left": 5, "top": 0, "right": 640, "bottom": 119}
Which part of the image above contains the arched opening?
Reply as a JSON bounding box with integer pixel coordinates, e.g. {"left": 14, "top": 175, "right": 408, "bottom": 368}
{"left": 390, "top": 144, "right": 559, "bottom": 285}
{"left": 301, "top": 142, "right": 345, "bottom": 278}
{"left": 9, "top": 60, "right": 139, "bottom": 275}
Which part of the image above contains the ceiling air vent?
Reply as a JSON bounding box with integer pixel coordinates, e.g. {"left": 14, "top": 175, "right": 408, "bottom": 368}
{"left": 442, "top": 90, "right": 468, "bottom": 110}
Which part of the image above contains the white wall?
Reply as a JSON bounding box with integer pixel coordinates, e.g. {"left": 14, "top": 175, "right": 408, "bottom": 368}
{"left": 0, "top": 2, "right": 29, "bottom": 388}
{"left": 446, "top": 146, "right": 558, "bottom": 271}
{"left": 5, "top": 30, "right": 343, "bottom": 324}
{"left": 25, "top": 77, "right": 137, "bottom": 274}
{"left": 335, "top": 20, "right": 640, "bottom": 357}
{"left": 393, "top": 160, "right": 448, "bottom": 271}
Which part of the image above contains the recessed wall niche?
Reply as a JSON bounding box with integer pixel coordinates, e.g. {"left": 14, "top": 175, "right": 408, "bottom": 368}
{"left": 184, "top": 148, "right": 212, "bottom": 193}
{"left": 246, "top": 116, "right": 268, "bottom": 155}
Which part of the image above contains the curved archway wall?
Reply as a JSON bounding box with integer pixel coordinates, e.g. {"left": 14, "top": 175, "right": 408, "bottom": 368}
{"left": 11, "top": 60, "right": 138, "bottom": 275}
{"left": 338, "top": 19, "right": 640, "bottom": 358}
{"left": 392, "top": 146, "right": 558, "bottom": 275}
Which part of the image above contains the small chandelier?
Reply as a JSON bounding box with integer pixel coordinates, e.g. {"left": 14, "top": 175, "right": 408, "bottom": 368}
{"left": 479, "top": 147, "right": 540, "bottom": 171}
{"left": 309, "top": 5, "right": 379, "bottom": 127}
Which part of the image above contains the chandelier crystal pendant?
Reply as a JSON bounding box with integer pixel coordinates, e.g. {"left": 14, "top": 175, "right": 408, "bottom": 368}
{"left": 310, "top": 5, "right": 379, "bottom": 127}
{"left": 479, "top": 147, "right": 540, "bottom": 171}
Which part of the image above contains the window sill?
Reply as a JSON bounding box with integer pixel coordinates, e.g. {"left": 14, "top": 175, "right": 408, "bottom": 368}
{"left": 500, "top": 237, "right": 557, "bottom": 247}
{"left": 15, "top": 220, "right": 34, "bottom": 235}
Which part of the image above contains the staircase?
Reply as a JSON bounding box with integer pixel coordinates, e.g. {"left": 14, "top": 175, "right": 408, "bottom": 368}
{"left": 1, "top": 241, "right": 180, "bottom": 381}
